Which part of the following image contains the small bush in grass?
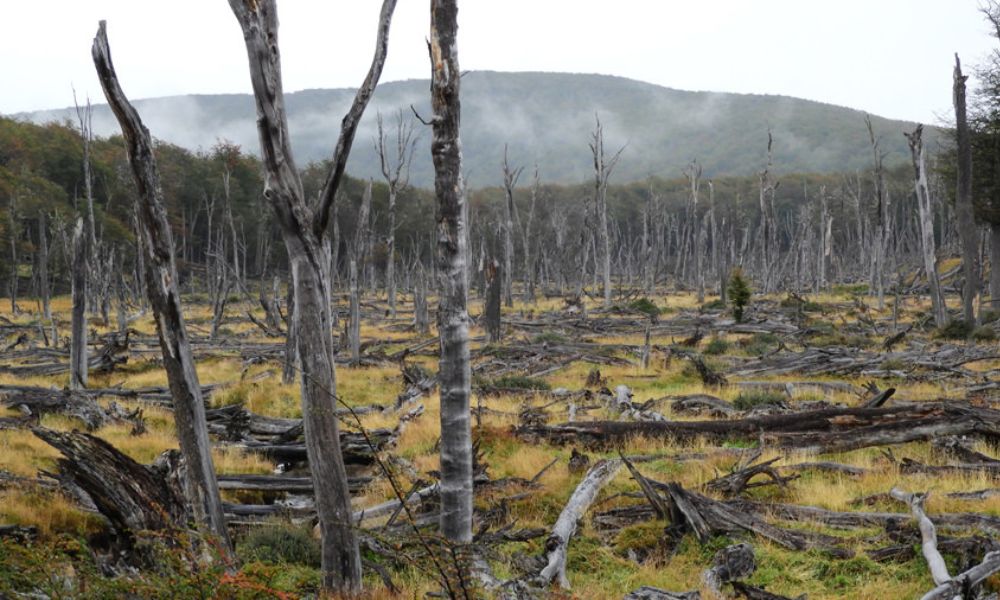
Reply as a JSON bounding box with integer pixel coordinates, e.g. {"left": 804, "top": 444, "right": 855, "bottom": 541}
{"left": 628, "top": 297, "right": 661, "bottom": 317}
{"left": 532, "top": 331, "right": 568, "bottom": 344}
{"left": 936, "top": 319, "right": 973, "bottom": 340}
{"left": 483, "top": 375, "right": 551, "bottom": 391}
{"left": 703, "top": 337, "right": 730, "bottom": 355}
{"left": 702, "top": 298, "right": 726, "bottom": 310}
{"left": 743, "top": 332, "right": 778, "bottom": 356}
{"left": 981, "top": 309, "right": 1000, "bottom": 324}
{"left": 733, "top": 390, "right": 786, "bottom": 411}
{"left": 237, "top": 523, "right": 321, "bottom": 567}
{"left": 973, "top": 326, "right": 997, "bottom": 341}
{"left": 727, "top": 269, "right": 752, "bottom": 322}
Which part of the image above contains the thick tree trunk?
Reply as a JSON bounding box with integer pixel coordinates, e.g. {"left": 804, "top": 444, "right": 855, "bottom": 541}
{"left": 91, "top": 21, "right": 232, "bottom": 555}
{"left": 228, "top": 0, "right": 396, "bottom": 591}
{"left": 431, "top": 0, "right": 473, "bottom": 544}
{"left": 906, "top": 126, "right": 948, "bottom": 327}
{"left": 955, "top": 54, "right": 980, "bottom": 324}
{"left": 69, "top": 218, "right": 88, "bottom": 390}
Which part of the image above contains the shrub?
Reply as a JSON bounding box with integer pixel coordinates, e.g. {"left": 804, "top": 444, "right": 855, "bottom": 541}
{"left": 483, "top": 375, "right": 551, "bottom": 391}
{"left": 743, "top": 332, "right": 779, "bottom": 357}
{"left": 973, "top": 325, "right": 997, "bottom": 341}
{"left": 936, "top": 319, "right": 973, "bottom": 340}
{"left": 879, "top": 358, "right": 906, "bottom": 371}
{"left": 702, "top": 298, "right": 726, "bottom": 310}
{"left": 733, "top": 390, "right": 786, "bottom": 411}
{"left": 237, "top": 524, "right": 321, "bottom": 567}
{"left": 703, "top": 337, "right": 730, "bottom": 355}
{"left": 532, "top": 331, "right": 568, "bottom": 344}
{"left": 628, "top": 297, "right": 661, "bottom": 317}
{"left": 727, "top": 269, "right": 752, "bottom": 322}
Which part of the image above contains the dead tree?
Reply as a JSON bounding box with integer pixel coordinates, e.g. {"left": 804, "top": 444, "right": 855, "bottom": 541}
{"left": 414, "top": 267, "right": 430, "bottom": 335}
{"left": 6, "top": 196, "right": 19, "bottom": 314}
{"left": 37, "top": 212, "right": 51, "bottom": 321}
{"left": 684, "top": 161, "right": 705, "bottom": 302}
{"left": 430, "top": 0, "right": 473, "bottom": 545}
{"left": 757, "top": 133, "right": 779, "bottom": 293}
{"left": 955, "top": 54, "right": 980, "bottom": 325}
{"left": 349, "top": 182, "right": 372, "bottom": 365}
{"left": 590, "top": 116, "right": 623, "bottom": 308}
{"left": 69, "top": 218, "right": 88, "bottom": 390}
{"left": 375, "top": 110, "right": 416, "bottom": 319}
{"left": 484, "top": 257, "right": 501, "bottom": 342}
{"left": 906, "top": 126, "right": 948, "bottom": 327}
{"left": 228, "top": 0, "right": 397, "bottom": 591}
{"left": 501, "top": 145, "right": 524, "bottom": 307}
{"left": 92, "top": 21, "right": 232, "bottom": 555}
{"left": 518, "top": 165, "right": 540, "bottom": 302}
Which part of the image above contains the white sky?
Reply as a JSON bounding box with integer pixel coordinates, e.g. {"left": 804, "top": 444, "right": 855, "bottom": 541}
{"left": 0, "top": 0, "right": 994, "bottom": 123}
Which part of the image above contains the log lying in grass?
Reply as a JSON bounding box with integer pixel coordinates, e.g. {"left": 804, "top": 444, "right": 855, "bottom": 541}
{"left": 537, "top": 458, "right": 622, "bottom": 588}
{"left": 2, "top": 387, "right": 109, "bottom": 430}
{"left": 517, "top": 402, "right": 1000, "bottom": 454}
{"left": 890, "top": 488, "right": 951, "bottom": 587}
{"left": 32, "top": 428, "right": 187, "bottom": 537}
{"left": 920, "top": 551, "right": 1000, "bottom": 600}
{"left": 216, "top": 473, "right": 372, "bottom": 494}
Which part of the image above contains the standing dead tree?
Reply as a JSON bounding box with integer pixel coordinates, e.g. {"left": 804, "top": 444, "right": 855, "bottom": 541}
{"left": 430, "top": 0, "right": 474, "bottom": 545}
{"left": 955, "top": 54, "right": 980, "bottom": 325}
{"left": 684, "top": 160, "right": 705, "bottom": 303}
{"left": 375, "top": 110, "right": 416, "bottom": 320}
{"left": 91, "top": 21, "right": 232, "bottom": 555}
{"left": 590, "top": 116, "right": 624, "bottom": 308}
{"left": 228, "top": 0, "right": 397, "bottom": 592}
{"left": 757, "top": 132, "right": 779, "bottom": 293}
{"left": 906, "top": 126, "right": 948, "bottom": 327}
{"left": 69, "top": 218, "right": 88, "bottom": 390}
{"left": 501, "top": 145, "right": 524, "bottom": 308}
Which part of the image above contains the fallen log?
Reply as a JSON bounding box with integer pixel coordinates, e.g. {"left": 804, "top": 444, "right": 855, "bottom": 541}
{"left": 2, "top": 387, "right": 109, "bottom": 430}
{"left": 890, "top": 488, "right": 950, "bottom": 586}
{"left": 516, "top": 402, "right": 1000, "bottom": 454}
{"left": 537, "top": 458, "right": 622, "bottom": 588}
{"left": 920, "top": 551, "right": 1000, "bottom": 600}
{"left": 216, "top": 473, "right": 372, "bottom": 494}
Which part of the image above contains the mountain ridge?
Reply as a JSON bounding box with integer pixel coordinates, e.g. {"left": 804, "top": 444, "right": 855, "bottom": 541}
{"left": 15, "top": 71, "right": 938, "bottom": 187}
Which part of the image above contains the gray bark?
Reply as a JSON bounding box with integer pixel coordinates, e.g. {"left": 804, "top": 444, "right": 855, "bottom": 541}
{"left": 228, "top": 0, "right": 397, "bottom": 591}
{"left": 375, "top": 110, "right": 415, "bottom": 320}
{"left": 590, "top": 117, "right": 622, "bottom": 308}
{"left": 69, "top": 218, "right": 88, "bottom": 390}
{"left": 991, "top": 223, "right": 1000, "bottom": 308}
{"left": 37, "top": 212, "right": 51, "bottom": 321}
{"left": 430, "top": 0, "right": 474, "bottom": 544}
{"left": 955, "top": 54, "right": 979, "bottom": 324}
{"left": 501, "top": 145, "right": 523, "bottom": 307}
{"left": 906, "top": 126, "right": 948, "bottom": 327}
{"left": 91, "top": 21, "right": 232, "bottom": 554}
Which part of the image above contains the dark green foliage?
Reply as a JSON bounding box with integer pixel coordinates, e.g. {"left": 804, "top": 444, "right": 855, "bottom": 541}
{"left": 237, "top": 523, "right": 321, "bottom": 567}
{"left": 727, "top": 269, "right": 752, "bottom": 322}
{"left": 703, "top": 337, "right": 731, "bottom": 355}
{"left": 627, "top": 297, "right": 661, "bottom": 316}
{"left": 481, "top": 375, "right": 551, "bottom": 391}
{"left": 936, "top": 319, "right": 974, "bottom": 340}
{"left": 743, "top": 332, "right": 779, "bottom": 357}
{"left": 733, "top": 390, "right": 786, "bottom": 411}
{"left": 973, "top": 325, "right": 997, "bottom": 341}
{"left": 702, "top": 298, "right": 727, "bottom": 310}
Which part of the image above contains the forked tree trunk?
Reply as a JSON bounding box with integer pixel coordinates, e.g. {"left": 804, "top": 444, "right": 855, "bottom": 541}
{"left": 501, "top": 145, "right": 522, "bottom": 308}
{"left": 91, "top": 21, "right": 232, "bottom": 555}
{"left": 906, "top": 125, "right": 948, "bottom": 327}
{"left": 955, "top": 54, "right": 979, "bottom": 324}
{"left": 590, "top": 117, "right": 621, "bottom": 308}
{"left": 69, "top": 217, "right": 88, "bottom": 390}
{"left": 228, "top": 0, "right": 397, "bottom": 591}
{"left": 430, "top": 0, "right": 473, "bottom": 544}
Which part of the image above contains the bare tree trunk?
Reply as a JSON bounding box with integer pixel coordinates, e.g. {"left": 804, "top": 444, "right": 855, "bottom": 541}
{"left": 7, "top": 197, "right": 18, "bottom": 314}
{"left": 484, "top": 258, "right": 501, "bottom": 342}
{"left": 906, "top": 125, "right": 948, "bottom": 327}
{"left": 349, "top": 258, "right": 361, "bottom": 364}
{"left": 955, "top": 54, "right": 980, "bottom": 324}
{"left": 228, "top": 0, "right": 397, "bottom": 591}
{"left": 92, "top": 21, "right": 232, "bottom": 555}
{"left": 431, "top": 0, "right": 473, "bottom": 544}
{"left": 375, "top": 110, "right": 415, "bottom": 320}
{"left": 520, "top": 166, "right": 539, "bottom": 302}
{"left": 37, "top": 213, "right": 51, "bottom": 321}
{"left": 414, "top": 267, "right": 429, "bottom": 335}
{"left": 590, "top": 116, "right": 622, "bottom": 308}
{"left": 501, "top": 146, "right": 522, "bottom": 308}
{"left": 69, "top": 218, "right": 88, "bottom": 390}
{"left": 685, "top": 161, "right": 704, "bottom": 303}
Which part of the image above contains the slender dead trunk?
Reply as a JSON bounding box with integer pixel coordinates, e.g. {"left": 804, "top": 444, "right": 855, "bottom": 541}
{"left": 431, "top": 0, "right": 473, "bottom": 544}
{"left": 70, "top": 217, "right": 88, "bottom": 390}
{"left": 906, "top": 125, "right": 948, "bottom": 327}
{"left": 349, "top": 258, "right": 361, "bottom": 364}
{"left": 501, "top": 145, "right": 522, "bottom": 308}
{"left": 7, "top": 197, "right": 18, "bottom": 314}
{"left": 37, "top": 213, "right": 51, "bottom": 321}
{"left": 375, "top": 111, "right": 414, "bottom": 319}
{"left": 590, "top": 117, "right": 622, "bottom": 308}
{"left": 91, "top": 21, "right": 232, "bottom": 555}
{"left": 228, "top": 0, "right": 397, "bottom": 591}
{"left": 955, "top": 54, "right": 979, "bottom": 324}
{"left": 991, "top": 223, "right": 1000, "bottom": 308}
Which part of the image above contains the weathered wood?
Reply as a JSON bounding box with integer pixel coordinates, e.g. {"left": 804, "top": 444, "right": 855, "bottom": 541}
{"left": 33, "top": 428, "right": 186, "bottom": 538}
{"left": 92, "top": 21, "right": 231, "bottom": 554}
{"left": 702, "top": 543, "right": 755, "bottom": 599}
{"left": 430, "top": 0, "right": 474, "bottom": 546}
{"left": 228, "top": 0, "right": 398, "bottom": 591}
{"left": 537, "top": 458, "right": 621, "bottom": 588}
{"left": 890, "top": 488, "right": 951, "bottom": 586}
{"left": 1, "top": 386, "right": 108, "bottom": 430}
{"left": 920, "top": 551, "right": 1000, "bottom": 600}
{"left": 69, "top": 217, "right": 88, "bottom": 390}
{"left": 954, "top": 54, "right": 979, "bottom": 325}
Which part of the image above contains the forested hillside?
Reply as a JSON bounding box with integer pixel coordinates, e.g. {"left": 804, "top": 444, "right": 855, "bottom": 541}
{"left": 18, "top": 71, "right": 939, "bottom": 186}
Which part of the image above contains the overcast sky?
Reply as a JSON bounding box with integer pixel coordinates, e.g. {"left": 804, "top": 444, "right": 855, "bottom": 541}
{"left": 1, "top": 1, "right": 994, "bottom": 123}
